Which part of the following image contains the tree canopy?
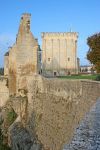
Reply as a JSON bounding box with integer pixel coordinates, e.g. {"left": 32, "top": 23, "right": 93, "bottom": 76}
{"left": 87, "top": 33, "right": 100, "bottom": 73}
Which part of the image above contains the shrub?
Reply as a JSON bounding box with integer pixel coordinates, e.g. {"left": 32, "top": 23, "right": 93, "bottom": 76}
{"left": 7, "top": 108, "right": 17, "bottom": 125}
{"left": 95, "top": 75, "right": 100, "bottom": 81}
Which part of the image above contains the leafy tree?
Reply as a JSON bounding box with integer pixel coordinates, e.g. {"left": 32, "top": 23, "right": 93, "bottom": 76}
{"left": 87, "top": 33, "right": 100, "bottom": 73}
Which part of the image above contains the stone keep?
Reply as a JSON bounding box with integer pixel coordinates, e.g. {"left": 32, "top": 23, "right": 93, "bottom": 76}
{"left": 4, "top": 13, "right": 40, "bottom": 95}
{"left": 42, "top": 32, "right": 78, "bottom": 76}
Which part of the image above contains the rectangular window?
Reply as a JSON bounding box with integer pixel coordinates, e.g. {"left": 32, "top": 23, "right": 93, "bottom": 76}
{"left": 68, "top": 57, "right": 70, "bottom": 61}
{"left": 48, "top": 58, "right": 50, "bottom": 61}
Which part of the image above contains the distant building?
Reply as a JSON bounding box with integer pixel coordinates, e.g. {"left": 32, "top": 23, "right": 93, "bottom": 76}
{"left": 41, "top": 32, "right": 79, "bottom": 76}
{"left": 80, "top": 65, "right": 95, "bottom": 73}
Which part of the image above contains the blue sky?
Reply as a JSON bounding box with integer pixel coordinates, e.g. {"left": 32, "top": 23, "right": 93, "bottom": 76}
{"left": 0, "top": 0, "right": 100, "bottom": 67}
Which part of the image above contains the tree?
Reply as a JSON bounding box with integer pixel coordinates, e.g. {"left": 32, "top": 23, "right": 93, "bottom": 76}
{"left": 87, "top": 33, "right": 100, "bottom": 73}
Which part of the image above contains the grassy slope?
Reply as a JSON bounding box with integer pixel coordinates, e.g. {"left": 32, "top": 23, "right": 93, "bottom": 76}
{"left": 58, "top": 74, "right": 97, "bottom": 80}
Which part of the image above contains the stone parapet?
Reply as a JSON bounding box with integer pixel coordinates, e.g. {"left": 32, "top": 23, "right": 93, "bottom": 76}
{"left": 26, "top": 75, "right": 100, "bottom": 150}
{"left": 41, "top": 32, "right": 78, "bottom": 39}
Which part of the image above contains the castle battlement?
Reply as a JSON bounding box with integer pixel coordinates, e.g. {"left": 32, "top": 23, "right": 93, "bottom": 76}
{"left": 41, "top": 32, "right": 78, "bottom": 38}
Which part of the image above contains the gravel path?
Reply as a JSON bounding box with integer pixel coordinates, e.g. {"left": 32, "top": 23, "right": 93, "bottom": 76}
{"left": 63, "top": 98, "right": 100, "bottom": 150}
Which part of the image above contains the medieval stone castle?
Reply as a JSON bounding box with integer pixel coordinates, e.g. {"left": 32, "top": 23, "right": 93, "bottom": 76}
{"left": 0, "top": 13, "right": 100, "bottom": 150}
{"left": 4, "top": 13, "right": 79, "bottom": 95}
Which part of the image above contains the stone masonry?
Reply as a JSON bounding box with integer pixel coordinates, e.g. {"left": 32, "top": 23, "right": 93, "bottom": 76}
{"left": 0, "top": 77, "right": 9, "bottom": 107}
{"left": 25, "top": 75, "right": 100, "bottom": 150}
{"left": 0, "top": 74, "right": 100, "bottom": 150}
{"left": 42, "top": 32, "right": 78, "bottom": 76}
{"left": 4, "top": 13, "right": 41, "bottom": 95}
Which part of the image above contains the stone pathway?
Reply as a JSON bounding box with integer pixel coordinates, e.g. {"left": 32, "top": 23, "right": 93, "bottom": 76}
{"left": 63, "top": 98, "right": 100, "bottom": 150}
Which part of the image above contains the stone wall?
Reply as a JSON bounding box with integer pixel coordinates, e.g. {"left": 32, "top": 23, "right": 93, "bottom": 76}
{"left": 5, "top": 13, "right": 41, "bottom": 95}
{"left": 1, "top": 75, "right": 100, "bottom": 150}
{"left": 0, "top": 77, "right": 9, "bottom": 107}
{"left": 26, "top": 75, "right": 100, "bottom": 150}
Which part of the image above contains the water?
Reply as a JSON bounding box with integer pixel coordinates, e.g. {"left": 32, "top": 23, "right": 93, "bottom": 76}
{"left": 63, "top": 98, "right": 100, "bottom": 150}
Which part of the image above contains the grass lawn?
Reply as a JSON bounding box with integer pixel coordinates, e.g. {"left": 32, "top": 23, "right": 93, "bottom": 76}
{"left": 58, "top": 74, "right": 97, "bottom": 80}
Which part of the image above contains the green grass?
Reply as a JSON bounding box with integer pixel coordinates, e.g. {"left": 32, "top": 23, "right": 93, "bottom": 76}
{"left": 58, "top": 74, "right": 97, "bottom": 80}
{"left": 7, "top": 109, "right": 17, "bottom": 125}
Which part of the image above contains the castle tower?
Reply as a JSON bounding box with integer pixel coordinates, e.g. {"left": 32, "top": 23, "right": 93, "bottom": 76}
{"left": 41, "top": 32, "right": 78, "bottom": 76}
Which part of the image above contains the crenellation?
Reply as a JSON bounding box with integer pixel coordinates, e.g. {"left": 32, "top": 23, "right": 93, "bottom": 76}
{"left": 41, "top": 32, "right": 78, "bottom": 37}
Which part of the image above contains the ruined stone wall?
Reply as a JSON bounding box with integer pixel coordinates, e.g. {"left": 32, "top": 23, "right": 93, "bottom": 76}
{"left": 7, "top": 13, "right": 40, "bottom": 95}
{"left": 0, "top": 77, "right": 9, "bottom": 107}
{"left": 16, "top": 14, "right": 38, "bottom": 75}
{"left": 26, "top": 75, "right": 100, "bottom": 150}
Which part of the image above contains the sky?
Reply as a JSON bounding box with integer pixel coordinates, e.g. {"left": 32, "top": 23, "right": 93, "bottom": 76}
{"left": 0, "top": 0, "right": 100, "bottom": 67}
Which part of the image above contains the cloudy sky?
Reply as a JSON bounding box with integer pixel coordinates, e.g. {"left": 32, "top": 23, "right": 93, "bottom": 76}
{"left": 0, "top": 0, "right": 100, "bottom": 67}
